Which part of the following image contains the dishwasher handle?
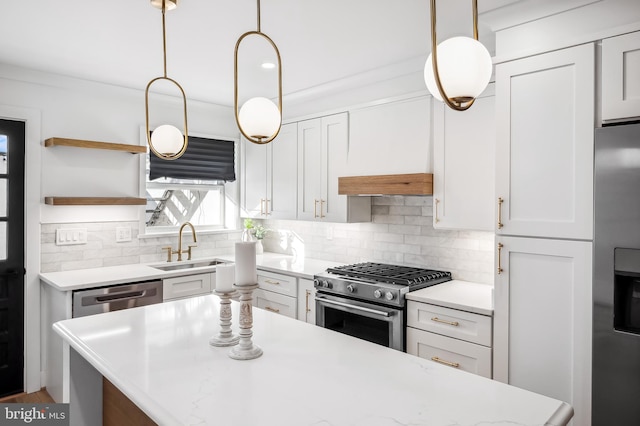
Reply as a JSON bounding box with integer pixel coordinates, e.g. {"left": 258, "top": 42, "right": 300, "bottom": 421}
{"left": 94, "top": 290, "right": 147, "bottom": 303}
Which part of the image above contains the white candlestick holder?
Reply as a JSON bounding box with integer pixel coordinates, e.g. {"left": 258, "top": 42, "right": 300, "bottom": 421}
{"left": 209, "top": 290, "right": 240, "bottom": 347}
{"left": 228, "top": 284, "right": 263, "bottom": 360}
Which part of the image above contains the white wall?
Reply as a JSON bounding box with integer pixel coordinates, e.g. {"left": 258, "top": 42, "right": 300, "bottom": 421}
{"left": 0, "top": 62, "right": 238, "bottom": 392}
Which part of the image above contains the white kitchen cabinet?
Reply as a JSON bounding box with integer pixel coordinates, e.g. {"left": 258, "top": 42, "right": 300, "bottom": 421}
{"left": 163, "top": 273, "right": 212, "bottom": 301}
{"left": 252, "top": 288, "right": 297, "bottom": 319}
{"left": 407, "top": 300, "right": 492, "bottom": 378}
{"left": 493, "top": 236, "right": 592, "bottom": 426}
{"left": 297, "top": 278, "right": 316, "bottom": 325}
{"left": 297, "top": 113, "right": 371, "bottom": 223}
{"left": 602, "top": 31, "right": 640, "bottom": 122}
{"left": 347, "top": 96, "right": 432, "bottom": 176}
{"left": 241, "top": 123, "right": 297, "bottom": 219}
{"left": 495, "top": 43, "right": 594, "bottom": 240}
{"left": 432, "top": 86, "right": 495, "bottom": 231}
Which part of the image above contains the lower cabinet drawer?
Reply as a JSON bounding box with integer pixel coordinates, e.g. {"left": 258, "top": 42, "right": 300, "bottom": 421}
{"left": 253, "top": 288, "right": 297, "bottom": 319}
{"left": 163, "top": 273, "right": 212, "bottom": 301}
{"left": 257, "top": 270, "right": 297, "bottom": 297}
{"left": 407, "top": 301, "right": 492, "bottom": 346}
{"left": 407, "top": 327, "right": 492, "bottom": 378}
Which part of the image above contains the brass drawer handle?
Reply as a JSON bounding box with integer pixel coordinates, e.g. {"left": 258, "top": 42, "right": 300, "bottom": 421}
{"left": 320, "top": 199, "right": 326, "bottom": 218}
{"left": 265, "top": 199, "right": 270, "bottom": 216}
{"left": 314, "top": 199, "right": 319, "bottom": 218}
{"left": 431, "top": 356, "right": 460, "bottom": 368}
{"left": 497, "top": 197, "right": 504, "bottom": 229}
{"left": 497, "top": 242, "right": 504, "bottom": 275}
{"left": 264, "top": 279, "right": 281, "bottom": 285}
{"left": 305, "top": 289, "right": 311, "bottom": 313}
{"left": 264, "top": 306, "right": 280, "bottom": 313}
{"left": 260, "top": 198, "right": 265, "bottom": 216}
{"left": 434, "top": 198, "right": 440, "bottom": 223}
{"left": 431, "top": 317, "right": 459, "bottom": 327}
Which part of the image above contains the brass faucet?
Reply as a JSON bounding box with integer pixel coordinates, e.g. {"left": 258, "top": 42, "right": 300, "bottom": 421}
{"left": 163, "top": 222, "right": 198, "bottom": 262}
{"left": 177, "top": 221, "right": 197, "bottom": 261}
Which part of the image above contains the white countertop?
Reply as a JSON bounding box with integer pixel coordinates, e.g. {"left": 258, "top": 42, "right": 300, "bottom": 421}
{"left": 406, "top": 280, "right": 494, "bottom": 316}
{"left": 54, "top": 294, "right": 572, "bottom": 426}
{"left": 39, "top": 253, "right": 343, "bottom": 291}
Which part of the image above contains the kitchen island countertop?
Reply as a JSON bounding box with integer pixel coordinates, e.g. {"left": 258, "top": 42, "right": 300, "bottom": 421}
{"left": 54, "top": 293, "right": 572, "bottom": 426}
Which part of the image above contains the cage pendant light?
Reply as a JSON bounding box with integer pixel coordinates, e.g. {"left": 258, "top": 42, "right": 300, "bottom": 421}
{"left": 424, "top": 0, "right": 492, "bottom": 111}
{"left": 234, "top": 0, "right": 283, "bottom": 145}
{"left": 145, "top": 0, "right": 189, "bottom": 160}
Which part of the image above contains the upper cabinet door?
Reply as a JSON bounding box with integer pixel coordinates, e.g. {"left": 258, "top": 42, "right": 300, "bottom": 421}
{"left": 268, "top": 123, "right": 297, "bottom": 220}
{"left": 321, "top": 113, "right": 349, "bottom": 222}
{"left": 495, "top": 43, "right": 595, "bottom": 240}
{"left": 297, "top": 118, "right": 323, "bottom": 221}
{"left": 241, "top": 137, "right": 268, "bottom": 218}
{"left": 432, "top": 86, "right": 495, "bottom": 231}
{"left": 602, "top": 30, "right": 640, "bottom": 122}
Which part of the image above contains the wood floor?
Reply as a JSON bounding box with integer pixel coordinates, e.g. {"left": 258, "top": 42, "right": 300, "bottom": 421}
{"left": 0, "top": 388, "right": 54, "bottom": 404}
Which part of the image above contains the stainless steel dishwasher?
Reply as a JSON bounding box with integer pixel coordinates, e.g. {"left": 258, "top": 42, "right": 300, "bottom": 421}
{"left": 72, "top": 280, "right": 163, "bottom": 317}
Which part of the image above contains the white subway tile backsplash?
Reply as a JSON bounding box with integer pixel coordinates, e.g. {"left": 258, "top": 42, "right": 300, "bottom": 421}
{"left": 40, "top": 196, "right": 494, "bottom": 285}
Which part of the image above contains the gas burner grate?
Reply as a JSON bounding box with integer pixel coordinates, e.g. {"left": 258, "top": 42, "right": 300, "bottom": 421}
{"left": 326, "top": 262, "right": 451, "bottom": 286}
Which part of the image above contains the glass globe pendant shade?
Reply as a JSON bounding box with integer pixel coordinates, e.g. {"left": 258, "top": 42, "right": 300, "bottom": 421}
{"left": 424, "top": 36, "right": 492, "bottom": 103}
{"left": 238, "top": 97, "right": 281, "bottom": 141}
{"left": 150, "top": 124, "right": 185, "bottom": 156}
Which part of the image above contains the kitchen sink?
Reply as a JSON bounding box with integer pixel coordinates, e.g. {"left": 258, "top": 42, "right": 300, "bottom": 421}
{"left": 152, "top": 259, "right": 226, "bottom": 272}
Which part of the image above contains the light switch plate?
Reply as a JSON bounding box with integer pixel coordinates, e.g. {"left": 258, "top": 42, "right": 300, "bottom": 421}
{"left": 56, "top": 228, "right": 87, "bottom": 246}
{"left": 116, "top": 227, "right": 132, "bottom": 242}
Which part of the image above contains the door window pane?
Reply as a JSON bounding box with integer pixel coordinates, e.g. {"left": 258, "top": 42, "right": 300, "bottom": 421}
{"left": 0, "top": 222, "right": 6, "bottom": 261}
{"left": 0, "top": 179, "right": 6, "bottom": 217}
{"left": 0, "top": 135, "right": 6, "bottom": 172}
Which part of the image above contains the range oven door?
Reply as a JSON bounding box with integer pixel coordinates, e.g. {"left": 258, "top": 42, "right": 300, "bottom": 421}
{"left": 316, "top": 293, "right": 404, "bottom": 351}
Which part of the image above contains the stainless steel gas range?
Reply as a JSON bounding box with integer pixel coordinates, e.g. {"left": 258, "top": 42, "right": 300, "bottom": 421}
{"left": 314, "top": 262, "right": 452, "bottom": 351}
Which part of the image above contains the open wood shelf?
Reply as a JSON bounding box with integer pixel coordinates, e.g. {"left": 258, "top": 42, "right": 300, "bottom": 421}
{"left": 338, "top": 173, "right": 433, "bottom": 195}
{"left": 44, "top": 197, "right": 147, "bottom": 206}
{"left": 44, "top": 137, "right": 146, "bottom": 154}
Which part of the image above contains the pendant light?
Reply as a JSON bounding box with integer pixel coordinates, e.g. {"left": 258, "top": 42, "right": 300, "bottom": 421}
{"left": 424, "top": 0, "right": 492, "bottom": 111}
{"left": 234, "top": 0, "right": 283, "bottom": 145}
{"left": 145, "top": 0, "right": 188, "bottom": 160}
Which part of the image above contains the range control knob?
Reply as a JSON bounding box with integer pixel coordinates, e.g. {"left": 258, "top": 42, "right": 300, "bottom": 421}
{"left": 347, "top": 284, "right": 356, "bottom": 293}
{"left": 324, "top": 280, "right": 333, "bottom": 289}
{"left": 373, "top": 289, "right": 383, "bottom": 299}
{"left": 385, "top": 291, "right": 395, "bottom": 301}
{"left": 313, "top": 279, "right": 320, "bottom": 287}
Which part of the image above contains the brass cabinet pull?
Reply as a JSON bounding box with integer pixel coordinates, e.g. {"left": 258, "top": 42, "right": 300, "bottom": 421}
{"left": 431, "top": 317, "right": 459, "bottom": 327}
{"left": 313, "top": 199, "right": 318, "bottom": 218}
{"left": 264, "top": 279, "right": 281, "bottom": 285}
{"left": 434, "top": 198, "right": 440, "bottom": 224}
{"left": 264, "top": 306, "right": 280, "bottom": 313}
{"left": 260, "top": 198, "right": 265, "bottom": 216}
{"left": 497, "top": 242, "right": 504, "bottom": 274}
{"left": 305, "top": 289, "right": 311, "bottom": 313}
{"left": 431, "top": 356, "right": 460, "bottom": 368}
{"left": 265, "top": 199, "right": 270, "bottom": 216}
{"left": 497, "top": 197, "right": 504, "bottom": 229}
{"left": 320, "top": 199, "right": 326, "bottom": 218}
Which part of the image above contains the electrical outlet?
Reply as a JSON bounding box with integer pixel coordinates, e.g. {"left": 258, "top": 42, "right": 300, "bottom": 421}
{"left": 116, "top": 227, "right": 132, "bottom": 242}
{"left": 55, "top": 228, "right": 87, "bottom": 246}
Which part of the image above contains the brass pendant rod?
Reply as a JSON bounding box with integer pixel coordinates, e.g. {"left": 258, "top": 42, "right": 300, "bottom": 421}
{"left": 256, "top": 0, "right": 261, "bottom": 33}
{"left": 162, "top": 0, "right": 168, "bottom": 78}
{"left": 430, "top": 0, "right": 476, "bottom": 111}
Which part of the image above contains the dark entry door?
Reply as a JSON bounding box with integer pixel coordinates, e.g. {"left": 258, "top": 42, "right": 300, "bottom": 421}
{"left": 0, "top": 119, "right": 25, "bottom": 397}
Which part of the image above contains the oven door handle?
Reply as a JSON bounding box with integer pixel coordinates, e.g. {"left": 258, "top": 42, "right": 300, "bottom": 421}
{"left": 316, "top": 296, "right": 392, "bottom": 317}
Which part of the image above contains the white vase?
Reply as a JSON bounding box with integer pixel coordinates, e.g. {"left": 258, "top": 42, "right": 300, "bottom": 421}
{"left": 255, "top": 240, "right": 264, "bottom": 254}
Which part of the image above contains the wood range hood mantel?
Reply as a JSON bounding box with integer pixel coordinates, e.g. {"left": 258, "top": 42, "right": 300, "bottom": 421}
{"left": 338, "top": 173, "right": 433, "bottom": 196}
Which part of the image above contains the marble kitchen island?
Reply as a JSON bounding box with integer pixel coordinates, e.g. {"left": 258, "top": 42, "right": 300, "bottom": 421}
{"left": 54, "top": 294, "right": 573, "bottom": 426}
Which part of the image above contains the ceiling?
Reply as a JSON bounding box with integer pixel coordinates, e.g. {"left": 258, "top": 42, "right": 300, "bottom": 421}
{"left": 0, "top": 0, "right": 597, "bottom": 107}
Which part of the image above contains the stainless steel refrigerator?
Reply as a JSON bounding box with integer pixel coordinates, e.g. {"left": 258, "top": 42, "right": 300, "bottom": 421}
{"left": 594, "top": 122, "right": 640, "bottom": 425}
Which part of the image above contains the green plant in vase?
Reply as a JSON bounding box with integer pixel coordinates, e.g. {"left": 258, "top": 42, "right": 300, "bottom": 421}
{"left": 253, "top": 224, "right": 270, "bottom": 254}
{"left": 242, "top": 218, "right": 256, "bottom": 242}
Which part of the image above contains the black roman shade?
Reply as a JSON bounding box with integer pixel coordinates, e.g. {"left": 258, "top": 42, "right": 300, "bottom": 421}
{"left": 149, "top": 135, "right": 235, "bottom": 182}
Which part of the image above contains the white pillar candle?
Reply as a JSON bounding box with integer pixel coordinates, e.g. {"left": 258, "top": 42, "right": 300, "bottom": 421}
{"left": 235, "top": 241, "right": 257, "bottom": 286}
{"left": 216, "top": 263, "right": 235, "bottom": 293}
